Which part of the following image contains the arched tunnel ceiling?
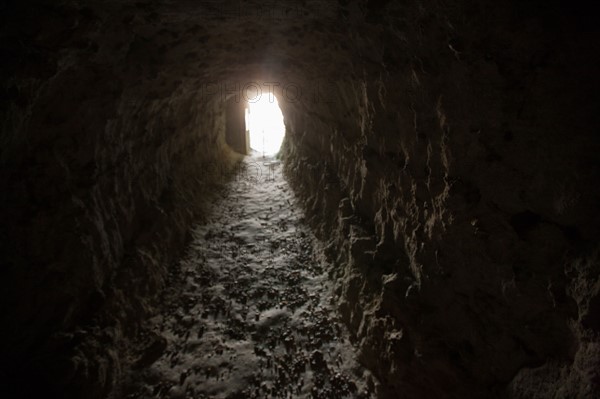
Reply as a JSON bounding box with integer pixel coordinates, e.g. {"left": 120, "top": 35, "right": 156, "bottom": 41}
{"left": 59, "top": 0, "right": 363, "bottom": 100}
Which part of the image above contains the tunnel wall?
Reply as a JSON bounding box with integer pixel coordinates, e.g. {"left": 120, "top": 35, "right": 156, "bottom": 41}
{"left": 225, "top": 98, "right": 249, "bottom": 154}
{"left": 0, "top": 2, "right": 242, "bottom": 396}
{"left": 281, "top": 1, "right": 600, "bottom": 397}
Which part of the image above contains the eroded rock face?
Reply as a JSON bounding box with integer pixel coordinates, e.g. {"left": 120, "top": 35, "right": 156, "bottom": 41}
{"left": 0, "top": 2, "right": 245, "bottom": 397}
{"left": 282, "top": 1, "right": 600, "bottom": 398}
{"left": 1, "top": 0, "right": 599, "bottom": 398}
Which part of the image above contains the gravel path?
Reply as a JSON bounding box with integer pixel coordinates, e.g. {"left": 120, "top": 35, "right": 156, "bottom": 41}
{"left": 116, "top": 155, "right": 376, "bottom": 399}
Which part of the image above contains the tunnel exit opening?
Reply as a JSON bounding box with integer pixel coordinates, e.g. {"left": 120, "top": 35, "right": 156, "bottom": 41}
{"left": 245, "top": 93, "right": 285, "bottom": 157}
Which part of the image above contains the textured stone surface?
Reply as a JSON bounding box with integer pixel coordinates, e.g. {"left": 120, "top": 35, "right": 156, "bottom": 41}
{"left": 1, "top": 0, "right": 599, "bottom": 398}
{"left": 281, "top": 1, "right": 600, "bottom": 398}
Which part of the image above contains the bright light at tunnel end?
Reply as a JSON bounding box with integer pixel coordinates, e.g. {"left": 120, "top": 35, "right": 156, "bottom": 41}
{"left": 245, "top": 93, "right": 285, "bottom": 157}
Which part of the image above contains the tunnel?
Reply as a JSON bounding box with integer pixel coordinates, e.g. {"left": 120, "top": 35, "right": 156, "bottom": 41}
{"left": 1, "top": 0, "right": 600, "bottom": 398}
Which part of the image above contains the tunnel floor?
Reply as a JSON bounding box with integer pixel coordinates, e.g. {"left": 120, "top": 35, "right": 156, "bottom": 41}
{"left": 115, "top": 156, "right": 376, "bottom": 399}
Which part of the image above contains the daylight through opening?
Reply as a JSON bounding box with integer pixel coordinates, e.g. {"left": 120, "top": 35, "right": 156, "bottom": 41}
{"left": 245, "top": 93, "right": 285, "bottom": 157}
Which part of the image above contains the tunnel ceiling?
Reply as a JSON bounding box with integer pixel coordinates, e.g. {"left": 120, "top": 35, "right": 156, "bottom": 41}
{"left": 3, "top": 0, "right": 360, "bottom": 99}
{"left": 1, "top": 0, "right": 600, "bottom": 398}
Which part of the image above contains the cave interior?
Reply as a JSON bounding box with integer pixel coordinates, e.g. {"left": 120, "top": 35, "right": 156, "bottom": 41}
{"left": 1, "top": 0, "right": 600, "bottom": 398}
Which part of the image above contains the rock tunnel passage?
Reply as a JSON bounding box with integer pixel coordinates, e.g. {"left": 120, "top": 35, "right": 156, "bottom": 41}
{"left": 115, "top": 156, "right": 376, "bottom": 399}
{"left": 2, "top": 1, "right": 600, "bottom": 398}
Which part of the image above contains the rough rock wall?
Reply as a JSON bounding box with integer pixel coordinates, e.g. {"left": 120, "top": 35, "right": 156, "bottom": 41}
{"left": 282, "top": 0, "right": 600, "bottom": 397}
{"left": 0, "top": 2, "right": 242, "bottom": 397}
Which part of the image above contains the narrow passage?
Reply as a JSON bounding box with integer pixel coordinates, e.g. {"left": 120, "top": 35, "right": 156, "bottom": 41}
{"left": 117, "top": 155, "right": 376, "bottom": 399}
